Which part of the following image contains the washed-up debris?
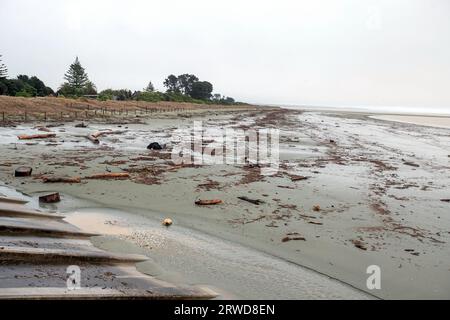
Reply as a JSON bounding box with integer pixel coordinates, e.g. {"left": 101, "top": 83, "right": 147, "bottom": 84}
{"left": 440, "top": 199, "right": 450, "bottom": 202}
{"left": 237, "top": 196, "right": 265, "bottom": 205}
{"left": 86, "top": 135, "right": 100, "bottom": 144}
{"left": 308, "top": 221, "right": 323, "bottom": 225}
{"left": 351, "top": 239, "right": 367, "bottom": 250}
{"left": 403, "top": 161, "right": 420, "bottom": 167}
{"left": 17, "top": 133, "right": 56, "bottom": 140}
{"left": 75, "top": 122, "right": 88, "bottom": 128}
{"left": 162, "top": 218, "right": 173, "bottom": 226}
{"left": 15, "top": 166, "right": 32, "bottom": 177}
{"left": 277, "top": 185, "right": 295, "bottom": 189}
{"left": 147, "top": 142, "right": 163, "bottom": 150}
{"left": 85, "top": 172, "right": 130, "bottom": 180}
{"left": 39, "top": 192, "right": 61, "bottom": 203}
{"left": 312, "top": 205, "right": 321, "bottom": 212}
{"left": 42, "top": 176, "right": 81, "bottom": 183}
{"left": 91, "top": 130, "right": 127, "bottom": 138}
{"left": 290, "top": 175, "right": 308, "bottom": 181}
{"left": 282, "top": 235, "right": 306, "bottom": 242}
{"left": 195, "top": 199, "right": 223, "bottom": 205}
{"left": 37, "top": 127, "right": 52, "bottom": 132}
{"left": 86, "top": 130, "right": 127, "bottom": 144}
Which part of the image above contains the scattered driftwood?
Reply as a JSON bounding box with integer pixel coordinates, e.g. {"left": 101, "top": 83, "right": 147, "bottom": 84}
{"left": 86, "top": 130, "right": 126, "bottom": 144}
{"left": 403, "top": 161, "right": 420, "bottom": 167}
{"left": 39, "top": 193, "right": 61, "bottom": 203}
{"left": 237, "top": 196, "right": 264, "bottom": 205}
{"left": 15, "top": 167, "right": 32, "bottom": 177}
{"left": 91, "top": 130, "right": 127, "bottom": 138}
{"left": 282, "top": 236, "right": 306, "bottom": 242}
{"left": 162, "top": 218, "right": 173, "bottom": 226}
{"left": 85, "top": 172, "right": 130, "bottom": 180}
{"left": 42, "top": 176, "right": 81, "bottom": 183}
{"left": 440, "top": 199, "right": 450, "bottom": 202}
{"left": 37, "top": 127, "right": 52, "bottom": 132}
{"left": 17, "top": 133, "right": 56, "bottom": 140}
{"left": 290, "top": 175, "right": 308, "bottom": 181}
{"left": 86, "top": 135, "right": 100, "bottom": 144}
{"left": 195, "top": 199, "right": 223, "bottom": 205}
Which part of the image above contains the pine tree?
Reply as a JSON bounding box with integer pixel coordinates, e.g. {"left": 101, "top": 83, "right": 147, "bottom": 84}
{"left": 63, "top": 57, "right": 89, "bottom": 90}
{"left": 0, "top": 55, "right": 8, "bottom": 79}
{"left": 60, "top": 57, "right": 95, "bottom": 96}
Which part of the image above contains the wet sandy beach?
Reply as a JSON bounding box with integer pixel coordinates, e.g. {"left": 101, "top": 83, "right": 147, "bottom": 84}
{"left": 1, "top": 107, "right": 449, "bottom": 299}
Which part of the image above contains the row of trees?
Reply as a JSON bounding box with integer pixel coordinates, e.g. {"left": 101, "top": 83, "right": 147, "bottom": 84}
{"left": 0, "top": 54, "right": 54, "bottom": 97}
{"left": 0, "top": 55, "right": 237, "bottom": 104}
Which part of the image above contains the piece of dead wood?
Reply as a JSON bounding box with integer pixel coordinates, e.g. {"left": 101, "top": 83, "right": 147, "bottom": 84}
{"left": 85, "top": 172, "right": 130, "bottom": 180}
{"left": 15, "top": 166, "right": 32, "bottom": 177}
{"left": 403, "top": 161, "right": 420, "bottom": 167}
{"left": 39, "top": 193, "right": 61, "bottom": 203}
{"left": 17, "top": 133, "right": 56, "bottom": 140}
{"left": 237, "top": 196, "right": 265, "bottom": 205}
{"left": 42, "top": 176, "right": 81, "bottom": 183}
{"left": 440, "top": 199, "right": 450, "bottom": 202}
{"left": 290, "top": 175, "right": 309, "bottom": 181}
{"left": 37, "top": 127, "right": 52, "bottom": 132}
{"left": 91, "top": 130, "right": 127, "bottom": 138}
{"left": 282, "top": 236, "right": 306, "bottom": 242}
{"left": 195, "top": 199, "right": 223, "bottom": 205}
{"left": 86, "top": 135, "right": 100, "bottom": 144}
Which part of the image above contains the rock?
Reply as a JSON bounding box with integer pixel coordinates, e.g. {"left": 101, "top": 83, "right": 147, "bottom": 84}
{"left": 351, "top": 239, "right": 367, "bottom": 250}
{"left": 75, "top": 122, "right": 88, "bottom": 128}
{"left": 15, "top": 167, "right": 33, "bottom": 177}
{"left": 312, "top": 205, "right": 321, "bottom": 212}
{"left": 162, "top": 218, "right": 173, "bottom": 226}
{"left": 39, "top": 193, "right": 61, "bottom": 203}
{"left": 147, "top": 142, "right": 163, "bottom": 150}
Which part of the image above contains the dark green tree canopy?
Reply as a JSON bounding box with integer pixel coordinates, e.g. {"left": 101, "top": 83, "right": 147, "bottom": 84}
{"left": 0, "top": 74, "right": 54, "bottom": 97}
{"left": 177, "top": 74, "right": 198, "bottom": 95}
{"left": 163, "top": 74, "right": 179, "bottom": 93}
{"left": 190, "top": 81, "right": 213, "bottom": 100}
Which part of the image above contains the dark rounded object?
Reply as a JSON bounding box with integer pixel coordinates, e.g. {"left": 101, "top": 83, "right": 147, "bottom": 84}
{"left": 147, "top": 142, "right": 163, "bottom": 150}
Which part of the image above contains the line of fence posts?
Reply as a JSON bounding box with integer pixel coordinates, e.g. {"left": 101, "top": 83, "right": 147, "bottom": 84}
{"left": 0, "top": 106, "right": 196, "bottom": 122}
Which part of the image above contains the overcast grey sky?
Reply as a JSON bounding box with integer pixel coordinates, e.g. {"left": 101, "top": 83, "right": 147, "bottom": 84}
{"left": 1, "top": 0, "right": 449, "bottom": 108}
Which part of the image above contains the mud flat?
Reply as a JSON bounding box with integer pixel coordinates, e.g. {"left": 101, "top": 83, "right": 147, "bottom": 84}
{"left": 0, "top": 107, "right": 449, "bottom": 299}
{"left": 371, "top": 114, "right": 450, "bottom": 129}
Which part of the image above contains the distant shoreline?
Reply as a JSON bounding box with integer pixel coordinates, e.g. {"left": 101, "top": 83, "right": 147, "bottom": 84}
{"left": 275, "top": 104, "right": 450, "bottom": 117}
{"left": 370, "top": 114, "right": 450, "bottom": 129}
